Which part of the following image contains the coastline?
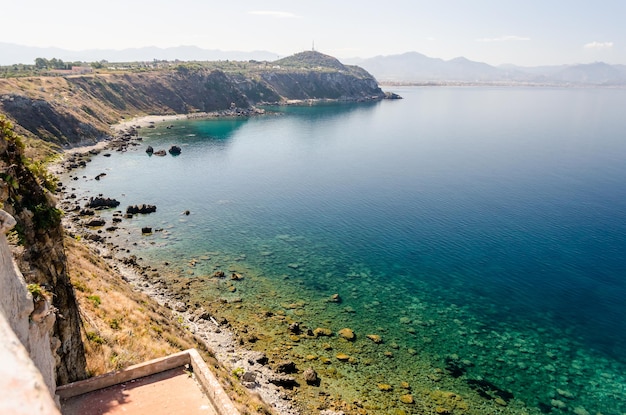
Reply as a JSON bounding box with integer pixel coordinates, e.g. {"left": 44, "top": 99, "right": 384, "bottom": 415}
{"left": 54, "top": 118, "right": 303, "bottom": 415}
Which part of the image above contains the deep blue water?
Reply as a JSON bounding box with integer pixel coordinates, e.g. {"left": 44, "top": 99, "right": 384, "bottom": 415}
{"left": 66, "top": 87, "right": 626, "bottom": 412}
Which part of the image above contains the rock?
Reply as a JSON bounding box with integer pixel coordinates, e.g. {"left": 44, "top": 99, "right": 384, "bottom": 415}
{"left": 241, "top": 371, "right": 257, "bottom": 383}
{"left": 303, "top": 367, "right": 320, "bottom": 386}
{"left": 153, "top": 149, "right": 167, "bottom": 156}
{"left": 141, "top": 227, "right": 152, "bottom": 234}
{"left": 557, "top": 389, "right": 575, "bottom": 399}
{"left": 276, "top": 361, "right": 297, "bottom": 374}
{"left": 338, "top": 328, "right": 356, "bottom": 341}
{"left": 377, "top": 383, "right": 393, "bottom": 391}
{"left": 213, "top": 271, "right": 226, "bottom": 278}
{"left": 127, "top": 204, "right": 157, "bottom": 214}
{"left": 172, "top": 301, "right": 187, "bottom": 312}
{"left": 85, "top": 218, "right": 106, "bottom": 227}
{"left": 288, "top": 322, "right": 301, "bottom": 334}
{"left": 313, "top": 327, "right": 333, "bottom": 337}
{"left": 79, "top": 209, "right": 95, "bottom": 216}
{"left": 230, "top": 272, "right": 243, "bottom": 280}
{"left": 168, "top": 145, "right": 182, "bottom": 155}
{"left": 329, "top": 293, "right": 342, "bottom": 303}
{"left": 400, "top": 394, "right": 414, "bottom": 404}
{"left": 146, "top": 145, "right": 154, "bottom": 155}
{"left": 251, "top": 352, "right": 268, "bottom": 365}
{"left": 551, "top": 399, "right": 567, "bottom": 409}
{"left": 86, "top": 196, "right": 120, "bottom": 209}
{"left": 572, "top": 407, "right": 590, "bottom": 415}
{"left": 494, "top": 398, "right": 507, "bottom": 406}
{"left": 366, "top": 334, "right": 383, "bottom": 344}
{"left": 335, "top": 353, "right": 351, "bottom": 361}
{"left": 95, "top": 173, "right": 107, "bottom": 180}
{"left": 268, "top": 375, "right": 299, "bottom": 389}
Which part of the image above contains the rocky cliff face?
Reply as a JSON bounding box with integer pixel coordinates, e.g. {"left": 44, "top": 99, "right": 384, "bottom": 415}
{"left": 0, "top": 52, "right": 385, "bottom": 148}
{"left": 0, "top": 116, "right": 87, "bottom": 385}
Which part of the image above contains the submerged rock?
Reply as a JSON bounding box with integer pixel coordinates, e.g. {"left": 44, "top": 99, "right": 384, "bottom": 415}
{"left": 338, "top": 328, "right": 356, "bottom": 341}
{"left": 313, "top": 327, "right": 333, "bottom": 337}
{"left": 288, "top": 322, "right": 301, "bottom": 334}
{"left": 303, "top": 367, "right": 320, "bottom": 386}
{"left": 400, "top": 394, "right": 414, "bottom": 404}
{"left": 366, "top": 334, "right": 383, "bottom": 344}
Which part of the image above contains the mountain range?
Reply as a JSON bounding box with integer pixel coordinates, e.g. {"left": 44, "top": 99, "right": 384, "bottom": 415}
{"left": 346, "top": 52, "right": 626, "bottom": 86}
{"left": 3, "top": 43, "right": 626, "bottom": 86}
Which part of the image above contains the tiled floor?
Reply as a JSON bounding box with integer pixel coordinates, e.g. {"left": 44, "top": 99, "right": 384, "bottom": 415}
{"left": 61, "top": 367, "right": 218, "bottom": 415}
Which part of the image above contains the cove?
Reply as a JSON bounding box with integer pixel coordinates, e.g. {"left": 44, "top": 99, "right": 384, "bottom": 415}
{"left": 62, "top": 87, "right": 626, "bottom": 414}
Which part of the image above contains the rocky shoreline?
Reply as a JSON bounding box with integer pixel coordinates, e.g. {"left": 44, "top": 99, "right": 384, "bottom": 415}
{"left": 53, "top": 114, "right": 310, "bottom": 415}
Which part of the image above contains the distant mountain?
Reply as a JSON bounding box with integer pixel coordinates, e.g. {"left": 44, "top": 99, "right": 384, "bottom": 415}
{"left": 346, "top": 52, "right": 626, "bottom": 86}
{"left": 0, "top": 42, "right": 279, "bottom": 65}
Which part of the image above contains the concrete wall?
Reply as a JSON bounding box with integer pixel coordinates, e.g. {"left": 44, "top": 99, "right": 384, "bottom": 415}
{"left": 0, "top": 210, "right": 60, "bottom": 414}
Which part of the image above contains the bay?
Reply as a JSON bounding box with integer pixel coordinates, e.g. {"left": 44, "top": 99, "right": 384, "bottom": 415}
{"left": 65, "top": 87, "right": 626, "bottom": 414}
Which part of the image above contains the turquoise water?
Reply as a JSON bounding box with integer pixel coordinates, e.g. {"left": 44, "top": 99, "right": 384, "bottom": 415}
{"left": 65, "top": 87, "right": 626, "bottom": 414}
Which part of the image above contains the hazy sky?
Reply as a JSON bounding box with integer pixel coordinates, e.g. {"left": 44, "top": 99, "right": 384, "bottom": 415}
{"left": 4, "top": 0, "right": 625, "bottom": 66}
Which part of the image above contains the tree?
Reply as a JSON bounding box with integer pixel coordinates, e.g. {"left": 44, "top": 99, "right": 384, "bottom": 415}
{"left": 35, "top": 57, "right": 48, "bottom": 69}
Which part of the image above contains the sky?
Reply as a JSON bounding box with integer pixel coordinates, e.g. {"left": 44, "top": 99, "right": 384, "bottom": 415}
{"left": 3, "top": 0, "right": 625, "bottom": 66}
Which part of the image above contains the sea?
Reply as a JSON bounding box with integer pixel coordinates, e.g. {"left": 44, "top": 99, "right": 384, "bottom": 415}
{"left": 62, "top": 86, "right": 626, "bottom": 415}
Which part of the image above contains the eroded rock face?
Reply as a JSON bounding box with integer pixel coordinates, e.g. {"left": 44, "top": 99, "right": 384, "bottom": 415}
{"left": 0, "top": 52, "right": 389, "bottom": 148}
{"left": 0, "top": 120, "right": 87, "bottom": 384}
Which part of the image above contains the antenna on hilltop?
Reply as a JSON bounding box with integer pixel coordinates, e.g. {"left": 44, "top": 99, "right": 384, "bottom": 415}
{"left": 312, "top": 40, "right": 315, "bottom": 52}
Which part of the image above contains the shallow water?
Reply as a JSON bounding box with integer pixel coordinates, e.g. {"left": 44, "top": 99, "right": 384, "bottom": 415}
{"left": 64, "top": 87, "right": 626, "bottom": 414}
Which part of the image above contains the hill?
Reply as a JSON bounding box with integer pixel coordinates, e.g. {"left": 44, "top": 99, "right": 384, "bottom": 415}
{"left": 0, "top": 53, "right": 387, "bottom": 154}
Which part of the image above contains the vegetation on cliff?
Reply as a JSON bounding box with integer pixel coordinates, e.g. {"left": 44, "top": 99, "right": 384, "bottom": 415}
{"left": 0, "top": 115, "right": 87, "bottom": 384}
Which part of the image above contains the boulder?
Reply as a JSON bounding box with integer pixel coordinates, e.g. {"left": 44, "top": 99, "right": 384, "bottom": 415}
{"left": 126, "top": 204, "right": 157, "bottom": 214}
{"left": 275, "top": 361, "right": 297, "bottom": 374}
{"left": 313, "top": 327, "right": 333, "bottom": 337}
{"left": 338, "top": 328, "right": 356, "bottom": 341}
{"left": 268, "top": 375, "right": 299, "bottom": 389}
{"left": 288, "top": 322, "right": 301, "bottom": 334}
{"left": 303, "top": 367, "right": 320, "bottom": 386}
{"left": 86, "top": 196, "right": 120, "bottom": 209}
{"left": 146, "top": 145, "right": 154, "bottom": 155}
{"left": 85, "top": 218, "right": 106, "bottom": 227}
{"left": 168, "top": 145, "right": 182, "bottom": 155}
{"left": 153, "top": 149, "right": 167, "bottom": 156}
{"left": 367, "top": 334, "right": 383, "bottom": 344}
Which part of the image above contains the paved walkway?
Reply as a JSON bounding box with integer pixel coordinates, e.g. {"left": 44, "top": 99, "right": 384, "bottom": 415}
{"left": 61, "top": 367, "right": 217, "bottom": 415}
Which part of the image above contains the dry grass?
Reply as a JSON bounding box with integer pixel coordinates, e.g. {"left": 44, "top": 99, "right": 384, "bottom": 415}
{"left": 64, "top": 235, "right": 273, "bottom": 415}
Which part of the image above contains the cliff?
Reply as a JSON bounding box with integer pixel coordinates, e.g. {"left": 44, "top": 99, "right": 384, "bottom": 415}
{"left": 0, "top": 51, "right": 386, "bottom": 150}
{"left": 0, "top": 116, "right": 87, "bottom": 386}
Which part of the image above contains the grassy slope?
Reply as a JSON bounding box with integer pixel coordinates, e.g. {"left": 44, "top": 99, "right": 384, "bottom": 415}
{"left": 64, "top": 235, "right": 272, "bottom": 414}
